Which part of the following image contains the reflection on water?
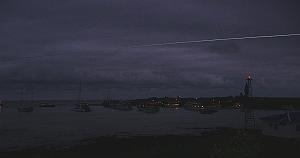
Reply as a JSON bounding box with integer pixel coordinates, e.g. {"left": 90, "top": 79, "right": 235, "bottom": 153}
{"left": 0, "top": 101, "right": 299, "bottom": 151}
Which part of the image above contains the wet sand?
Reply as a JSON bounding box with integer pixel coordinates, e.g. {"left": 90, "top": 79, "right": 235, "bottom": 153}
{"left": 1, "top": 129, "right": 299, "bottom": 158}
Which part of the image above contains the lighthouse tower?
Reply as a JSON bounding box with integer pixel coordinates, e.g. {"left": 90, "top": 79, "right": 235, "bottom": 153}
{"left": 243, "top": 73, "right": 255, "bottom": 129}
{"left": 244, "top": 73, "right": 253, "bottom": 98}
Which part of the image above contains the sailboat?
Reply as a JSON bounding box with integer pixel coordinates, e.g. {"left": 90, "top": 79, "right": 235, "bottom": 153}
{"left": 72, "top": 81, "right": 91, "bottom": 112}
{"left": 18, "top": 88, "right": 34, "bottom": 112}
{"left": 0, "top": 100, "right": 3, "bottom": 112}
{"left": 18, "top": 106, "right": 34, "bottom": 112}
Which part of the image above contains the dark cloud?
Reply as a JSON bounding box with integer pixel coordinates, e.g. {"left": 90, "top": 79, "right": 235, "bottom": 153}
{"left": 0, "top": 0, "right": 300, "bottom": 99}
{"left": 205, "top": 42, "right": 241, "bottom": 54}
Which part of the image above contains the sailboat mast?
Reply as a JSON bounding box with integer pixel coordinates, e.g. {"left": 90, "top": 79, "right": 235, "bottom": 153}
{"left": 78, "top": 80, "right": 82, "bottom": 103}
{"left": 20, "top": 88, "right": 24, "bottom": 106}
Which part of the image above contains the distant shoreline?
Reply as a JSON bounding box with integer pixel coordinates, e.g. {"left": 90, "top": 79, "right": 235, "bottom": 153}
{"left": 2, "top": 97, "right": 300, "bottom": 110}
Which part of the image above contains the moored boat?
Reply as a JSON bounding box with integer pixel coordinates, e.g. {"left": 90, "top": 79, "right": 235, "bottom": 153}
{"left": 73, "top": 103, "right": 91, "bottom": 112}
{"left": 137, "top": 104, "right": 160, "bottom": 113}
{"left": 40, "top": 103, "right": 55, "bottom": 107}
{"left": 18, "top": 106, "right": 34, "bottom": 112}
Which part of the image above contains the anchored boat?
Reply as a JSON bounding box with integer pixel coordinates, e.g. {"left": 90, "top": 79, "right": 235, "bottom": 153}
{"left": 72, "top": 80, "right": 91, "bottom": 112}
{"left": 18, "top": 106, "right": 34, "bottom": 112}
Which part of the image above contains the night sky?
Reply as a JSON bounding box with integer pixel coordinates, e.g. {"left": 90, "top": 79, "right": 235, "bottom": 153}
{"left": 1, "top": 0, "right": 300, "bottom": 99}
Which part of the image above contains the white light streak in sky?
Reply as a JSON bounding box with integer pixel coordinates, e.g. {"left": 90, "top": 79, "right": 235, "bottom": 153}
{"left": 131, "top": 33, "right": 300, "bottom": 48}
{"left": 1, "top": 33, "right": 300, "bottom": 64}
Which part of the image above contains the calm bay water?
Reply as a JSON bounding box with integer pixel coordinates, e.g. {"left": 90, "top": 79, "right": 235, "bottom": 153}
{"left": 0, "top": 102, "right": 298, "bottom": 151}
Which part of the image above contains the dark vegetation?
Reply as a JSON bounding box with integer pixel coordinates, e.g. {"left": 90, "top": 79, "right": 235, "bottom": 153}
{"left": 1, "top": 129, "right": 299, "bottom": 158}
